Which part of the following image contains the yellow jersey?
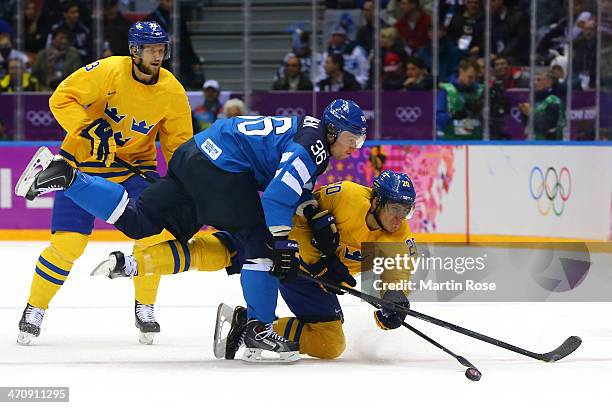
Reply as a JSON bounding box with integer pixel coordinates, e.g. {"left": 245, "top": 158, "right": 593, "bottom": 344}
{"left": 50, "top": 56, "right": 193, "bottom": 183}
{"left": 289, "top": 181, "right": 416, "bottom": 295}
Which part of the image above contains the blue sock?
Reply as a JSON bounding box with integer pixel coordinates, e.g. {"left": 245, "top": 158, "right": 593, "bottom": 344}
{"left": 240, "top": 268, "right": 279, "bottom": 323}
{"left": 64, "top": 171, "right": 128, "bottom": 223}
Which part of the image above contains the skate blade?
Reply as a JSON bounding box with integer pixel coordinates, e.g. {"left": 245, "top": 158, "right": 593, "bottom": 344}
{"left": 213, "top": 303, "right": 236, "bottom": 359}
{"left": 16, "top": 332, "right": 35, "bottom": 346}
{"left": 90, "top": 256, "right": 117, "bottom": 278}
{"left": 15, "top": 146, "right": 54, "bottom": 198}
{"left": 241, "top": 348, "right": 300, "bottom": 363}
{"left": 138, "top": 332, "right": 155, "bottom": 345}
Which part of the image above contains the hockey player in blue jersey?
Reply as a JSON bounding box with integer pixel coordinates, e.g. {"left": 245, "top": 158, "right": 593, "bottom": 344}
{"left": 16, "top": 98, "right": 367, "bottom": 362}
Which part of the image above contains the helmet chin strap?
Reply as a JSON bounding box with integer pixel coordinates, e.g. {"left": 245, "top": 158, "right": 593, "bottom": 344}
{"left": 371, "top": 199, "right": 392, "bottom": 233}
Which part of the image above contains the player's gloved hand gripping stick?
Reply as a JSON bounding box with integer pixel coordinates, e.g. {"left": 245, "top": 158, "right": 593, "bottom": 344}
{"left": 298, "top": 270, "right": 582, "bottom": 381}
{"left": 302, "top": 204, "right": 340, "bottom": 256}
{"left": 269, "top": 236, "right": 300, "bottom": 281}
{"left": 311, "top": 254, "right": 356, "bottom": 295}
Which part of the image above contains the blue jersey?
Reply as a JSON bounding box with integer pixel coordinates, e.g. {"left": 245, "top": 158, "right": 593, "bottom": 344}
{"left": 193, "top": 115, "right": 330, "bottom": 230}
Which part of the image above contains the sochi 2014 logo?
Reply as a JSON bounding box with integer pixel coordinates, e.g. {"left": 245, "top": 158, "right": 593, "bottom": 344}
{"left": 529, "top": 166, "right": 572, "bottom": 216}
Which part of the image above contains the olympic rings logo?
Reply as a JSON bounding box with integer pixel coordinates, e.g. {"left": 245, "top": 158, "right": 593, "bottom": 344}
{"left": 25, "top": 110, "right": 55, "bottom": 127}
{"left": 529, "top": 166, "right": 572, "bottom": 216}
{"left": 275, "top": 107, "right": 305, "bottom": 116}
{"left": 395, "top": 106, "right": 422, "bottom": 123}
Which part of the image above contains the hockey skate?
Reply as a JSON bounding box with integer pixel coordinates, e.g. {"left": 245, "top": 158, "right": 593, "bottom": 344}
{"left": 213, "top": 303, "right": 247, "bottom": 359}
{"left": 241, "top": 319, "right": 300, "bottom": 363}
{"left": 135, "top": 301, "right": 160, "bottom": 345}
{"left": 90, "top": 251, "right": 137, "bottom": 279}
{"left": 17, "top": 304, "right": 45, "bottom": 346}
{"left": 15, "top": 147, "right": 75, "bottom": 201}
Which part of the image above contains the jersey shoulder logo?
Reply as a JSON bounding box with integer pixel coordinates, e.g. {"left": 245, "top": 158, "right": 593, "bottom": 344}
{"left": 201, "top": 138, "right": 222, "bottom": 160}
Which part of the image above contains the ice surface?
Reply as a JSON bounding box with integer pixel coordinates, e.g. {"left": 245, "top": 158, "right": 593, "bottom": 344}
{"left": 0, "top": 241, "right": 610, "bottom": 407}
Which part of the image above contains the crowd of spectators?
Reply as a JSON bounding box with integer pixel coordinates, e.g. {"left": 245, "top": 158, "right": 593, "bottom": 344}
{"left": 0, "top": 0, "right": 201, "bottom": 93}
{"left": 0, "top": 0, "right": 605, "bottom": 141}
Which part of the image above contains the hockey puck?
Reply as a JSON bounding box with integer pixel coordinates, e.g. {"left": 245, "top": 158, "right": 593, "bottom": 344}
{"left": 465, "top": 367, "right": 482, "bottom": 381}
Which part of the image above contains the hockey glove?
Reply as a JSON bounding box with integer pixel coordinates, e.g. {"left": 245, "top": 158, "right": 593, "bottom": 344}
{"left": 80, "top": 118, "right": 116, "bottom": 167}
{"left": 313, "top": 254, "right": 356, "bottom": 295}
{"left": 269, "top": 237, "right": 300, "bottom": 281}
{"left": 303, "top": 204, "right": 340, "bottom": 256}
{"left": 374, "top": 290, "right": 410, "bottom": 330}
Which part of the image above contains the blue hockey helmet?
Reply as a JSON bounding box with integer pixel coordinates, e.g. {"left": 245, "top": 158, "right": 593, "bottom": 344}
{"left": 373, "top": 170, "right": 417, "bottom": 218}
{"left": 128, "top": 21, "right": 170, "bottom": 59}
{"left": 322, "top": 99, "right": 367, "bottom": 148}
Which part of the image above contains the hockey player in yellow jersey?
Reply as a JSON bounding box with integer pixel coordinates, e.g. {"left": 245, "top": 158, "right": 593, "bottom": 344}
{"left": 88, "top": 170, "right": 416, "bottom": 360}
{"left": 17, "top": 21, "right": 193, "bottom": 346}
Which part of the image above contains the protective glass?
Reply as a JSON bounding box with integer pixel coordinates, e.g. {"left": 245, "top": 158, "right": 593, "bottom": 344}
{"left": 337, "top": 131, "right": 366, "bottom": 149}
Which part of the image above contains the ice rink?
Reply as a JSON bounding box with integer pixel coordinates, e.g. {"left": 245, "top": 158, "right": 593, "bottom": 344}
{"left": 1, "top": 241, "right": 611, "bottom": 407}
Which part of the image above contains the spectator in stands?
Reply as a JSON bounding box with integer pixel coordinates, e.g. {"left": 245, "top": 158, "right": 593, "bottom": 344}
{"left": 222, "top": 99, "right": 246, "bottom": 118}
{"left": 447, "top": 0, "right": 484, "bottom": 57}
{"left": 518, "top": 69, "right": 565, "bottom": 140}
{"left": 492, "top": 56, "right": 526, "bottom": 89}
{"left": 369, "top": 26, "right": 407, "bottom": 88}
{"left": 320, "top": 25, "right": 369, "bottom": 88}
{"left": 23, "top": 0, "right": 48, "bottom": 58}
{"left": 276, "top": 31, "right": 319, "bottom": 82}
{"left": 550, "top": 55, "right": 568, "bottom": 98}
{"left": 489, "top": 57, "right": 513, "bottom": 139}
{"left": 103, "top": 0, "right": 130, "bottom": 57}
{"left": 536, "top": 0, "right": 594, "bottom": 62}
{"left": 417, "top": 21, "right": 463, "bottom": 82}
{"left": 573, "top": 19, "right": 597, "bottom": 90}
{"left": 0, "top": 32, "right": 30, "bottom": 78}
{"left": 41, "top": 0, "right": 92, "bottom": 29}
{"left": 147, "top": 0, "right": 202, "bottom": 89}
{"left": 192, "top": 80, "right": 223, "bottom": 133}
{"left": 272, "top": 54, "right": 313, "bottom": 91}
{"left": 317, "top": 53, "right": 361, "bottom": 91}
{"left": 386, "top": 0, "right": 433, "bottom": 25}
{"left": 476, "top": 57, "right": 486, "bottom": 83}
{"left": 355, "top": 1, "right": 388, "bottom": 56}
{"left": 46, "top": 1, "right": 92, "bottom": 63}
{"left": 382, "top": 51, "right": 406, "bottom": 90}
{"left": 0, "top": 18, "right": 13, "bottom": 38}
{"left": 394, "top": 0, "right": 431, "bottom": 54}
{"left": 0, "top": 58, "right": 39, "bottom": 93}
{"left": 436, "top": 58, "right": 483, "bottom": 140}
{"left": 403, "top": 56, "right": 432, "bottom": 90}
{"left": 32, "top": 27, "right": 82, "bottom": 91}
{"left": 491, "top": 0, "right": 529, "bottom": 66}
{"left": 439, "top": 0, "right": 465, "bottom": 28}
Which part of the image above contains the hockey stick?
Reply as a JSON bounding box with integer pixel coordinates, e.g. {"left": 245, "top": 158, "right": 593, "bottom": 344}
{"left": 297, "top": 271, "right": 582, "bottom": 363}
{"left": 114, "top": 156, "right": 157, "bottom": 184}
{"left": 401, "top": 321, "right": 482, "bottom": 381}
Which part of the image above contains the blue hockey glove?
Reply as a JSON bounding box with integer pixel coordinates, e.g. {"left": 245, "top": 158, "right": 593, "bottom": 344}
{"left": 269, "top": 237, "right": 300, "bottom": 281}
{"left": 80, "top": 118, "right": 116, "bottom": 167}
{"left": 313, "top": 254, "right": 356, "bottom": 295}
{"left": 303, "top": 204, "right": 340, "bottom": 256}
{"left": 374, "top": 290, "right": 410, "bottom": 330}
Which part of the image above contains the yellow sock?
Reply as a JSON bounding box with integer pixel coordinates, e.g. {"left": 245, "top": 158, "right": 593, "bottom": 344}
{"left": 274, "top": 318, "right": 345, "bottom": 359}
{"left": 133, "top": 233, "right": 232, "bottom": 278}
{"left": 133, "top": 230, "right": 174, "bottom": 305}
{"left": 28, "top": 232, "right": 89, "bottom": 309}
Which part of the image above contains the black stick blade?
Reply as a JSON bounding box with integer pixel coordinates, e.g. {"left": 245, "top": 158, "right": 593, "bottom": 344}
{"left": 540, "top": 336, "right": 582, "bottom": 362}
